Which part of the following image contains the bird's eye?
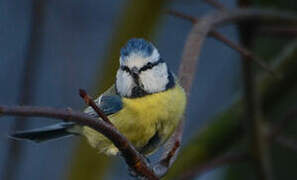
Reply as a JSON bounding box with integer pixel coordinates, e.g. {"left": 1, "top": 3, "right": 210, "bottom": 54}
{"left": 147, "top": 62, "right": 153, "bottom": 68}
{"left": 121, "top": 66, "right": 130, "bottom": 73}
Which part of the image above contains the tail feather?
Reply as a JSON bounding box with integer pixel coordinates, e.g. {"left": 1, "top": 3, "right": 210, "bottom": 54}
{"left": 10, "top": 122, "right": 77, "bottom": 143}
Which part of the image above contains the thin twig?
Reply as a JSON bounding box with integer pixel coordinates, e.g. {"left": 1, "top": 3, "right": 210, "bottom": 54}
{"left": 179, "top": 152, "right": 249, "bottom": 180}
{"left": 0, "top": 106, "right": 158, "bottom": 180}
{"left": 79, "top": 89, "right": 114, "bottom": 126}
{"left": 153, "top": 122, "right": 184, "bottom": 177}
{"left": 154, "top": 8, "right": 215, "bottom": 177}
{"left": 239, "top": 12, "right": 273, "bottom": 179}
{"left": 166, "top": 10, "right": 198, "bottom": 23}
{"left": 276, "top": 136, "right": 297, "bottom": 153}
{"left": 166, "top": 9, "right": 278, "bottom": 77}
{"left": 210, "top": 31, "right": 278, "bottom": 77}
{"left": 202, "top": 0, "right": 227, "bottom": 11}
{"left": 154, "top": 7, "right": 297, "bottom": 178}
{"left": 268, "top": 109, "right": 297, "bottom": 153}
{"left": 269, "top": 108, "right": 297, "bottom": 140}
{"left": 242, "top": 57, "right": 273, "bottom": 180}
{"left": 256, "top": 26, "right": 297, "bottom": 37}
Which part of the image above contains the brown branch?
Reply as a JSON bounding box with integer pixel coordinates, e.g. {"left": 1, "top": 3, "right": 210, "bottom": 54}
{"left": 269, "top": 108, "right": 297, "bottom": 140}
{"left": 166, "top": 9, "right": 278, "bottom": 76}
{"left": 276, "top": 136, "right": 297, "bottom": 153}
{"left": 166, "top": 10, "right": 198, "bottom": 23}
{"left": 242, "top": 57, "right": 273, "bottom": 180}
{"left": 179, "top": 152, "right": 249, "bottom": 180}
{"left": 78, "top": 89, "right": 114, "bottom": 126}
{"left": 154, "top": 7, "right": 218, "bottom": 177}
{"left": 2, "top": 8, "right": 297, "bottom": 180}
{"left": 153, "top": 8, "right": 297, "bottom": 178}
{"left": 153, "top": 122, "right": 184, "bottom": 177}
{"left": 238, "top": 7, "right": 273, "bottom": 179}
{"left": 268, "top": 109, "right": 297, "bottom": 153}
{"left": 210, "top": 31, "right": 278, "bottom": 77}
{"left": 202, "top": 0, "right": 227, "bottom": 11}
{"left": 0, "top": 105, "right": 158, "bottom": 180}
{"left": 256, "top": 26, "right": 297, "bottom": 37}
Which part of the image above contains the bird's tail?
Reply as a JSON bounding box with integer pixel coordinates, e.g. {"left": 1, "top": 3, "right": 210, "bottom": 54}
{"left": 10, "top": 122, "right": 79, "bottom": 143}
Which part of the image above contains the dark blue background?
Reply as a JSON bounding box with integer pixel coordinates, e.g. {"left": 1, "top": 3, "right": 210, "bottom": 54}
{"left": 0, "top": 0, "right": 239, "bottom": 179}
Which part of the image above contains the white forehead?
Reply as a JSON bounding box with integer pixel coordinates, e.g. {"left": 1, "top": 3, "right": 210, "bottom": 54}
{"left": 120, "top": 48, "right": 160, "bottom": 69}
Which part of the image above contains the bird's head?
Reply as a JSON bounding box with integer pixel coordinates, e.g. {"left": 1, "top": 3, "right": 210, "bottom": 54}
{"left": 116, "top": 38, "right": 174, "bottom": 98}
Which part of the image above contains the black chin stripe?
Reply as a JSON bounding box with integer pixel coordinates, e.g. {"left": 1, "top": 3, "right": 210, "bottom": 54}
{"left": 130, "top": 86, "right": 149, "bottom": 98}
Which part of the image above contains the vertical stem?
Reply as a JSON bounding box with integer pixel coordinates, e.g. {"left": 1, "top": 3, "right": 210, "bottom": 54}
{"left": 238, "top": 1, "right": 273, "bottom": 179}
{"left": 242, "top": 60, "right": 273, "bottom": 180}
{"left": 2, "top": 1, "right": 45, "bottom": 180}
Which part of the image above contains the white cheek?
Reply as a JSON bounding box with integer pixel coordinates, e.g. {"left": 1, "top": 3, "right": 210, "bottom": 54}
{"left": 116, "top": 70, "right": 134, "bottom": 96}
{"left": 139, "top": 63, "right": 168, "bottom": 93}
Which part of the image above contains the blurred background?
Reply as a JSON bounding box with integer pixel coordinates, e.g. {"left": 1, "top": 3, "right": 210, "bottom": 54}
{"left": 0, "top": 0, "right": 296, "bottom": 180}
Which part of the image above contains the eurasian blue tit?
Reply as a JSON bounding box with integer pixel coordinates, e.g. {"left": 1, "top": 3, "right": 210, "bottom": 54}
{"left": 12, "top": 38, "right": 187, "bottom": 156}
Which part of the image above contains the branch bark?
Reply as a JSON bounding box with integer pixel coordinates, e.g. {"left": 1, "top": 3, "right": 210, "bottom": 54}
{"left": 79, "top": 89, "right": 114, "bottom": 126}
{"left": 165, "top": 33, "right": 297, "bottom": 179}
{"left": 242, "top": 58, "right": 273, "bottom": 180}
{"left": 179, "top": 152, "right": 249, "bottom": 180}
{"left": 155, "top": 8, "right": 297, "bottom": 178}
{"left": 0, "top": 106, "right": 158, "bottom": 179}
{"left": 166, "top": 9, "right": 288, "bottom": 76}
{"left": 238, "top": 3, "right": 273, "bottom": 179}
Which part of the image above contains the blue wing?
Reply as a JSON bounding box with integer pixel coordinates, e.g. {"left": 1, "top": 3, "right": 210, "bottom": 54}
{"left": 84, "top": 95, "right": 123, "bottom": 118}
{"left": 99, "top": 95, "right": 123, "bottom": 115}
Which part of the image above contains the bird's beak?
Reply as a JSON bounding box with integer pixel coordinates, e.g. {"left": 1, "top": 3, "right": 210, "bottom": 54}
{"left": 131, "top": 67, "right": 139, "bottom": 75}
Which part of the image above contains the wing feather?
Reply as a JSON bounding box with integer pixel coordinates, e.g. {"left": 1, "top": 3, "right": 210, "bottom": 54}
{"left": 84, "top": 85, "right": 122, "bottom": 118}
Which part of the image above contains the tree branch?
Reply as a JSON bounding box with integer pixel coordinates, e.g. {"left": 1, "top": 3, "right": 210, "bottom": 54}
{"left": 79, "top": 89, "right": 114, "bottom": 126}
{"left": 2, "top": 7, "right": 297, "bottom": 180}
{"left": 242, "top": 56, "right": 273, "bottom": 180}
{"left": 166, "top": 9, "right": 283, "bottom": 76}
{"left": 238, "top": 5, "right": 273, "bottom": 180}
{"left": 269, "top": 108, "right": 297, "bottom": 140}
{"left": 165, "top": 37, "right": 297, "bottom": 179}
{"left": 153, "top": 7, "right": 296, "bottom": 178}
{"left": 179, "top": 152, "right": 249, "bottom": 180}
{"left": 152, "top": 10, "right": 211, "bottom": 177}
{"left": 0, "top": 106, "right": 158, "bottom": 180}
{"left": 276, "top": 136, "right": 297, "bottom": 153}
{"left": 256, "top": 25, "right": 297, "bottom": 37}
{"left": 202, "top": 0, "right": 227, "bottom": 11}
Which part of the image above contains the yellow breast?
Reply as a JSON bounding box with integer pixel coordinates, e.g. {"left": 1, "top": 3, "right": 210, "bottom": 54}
{"left": 82, "top": 84, "right": 186, "bottom": 155}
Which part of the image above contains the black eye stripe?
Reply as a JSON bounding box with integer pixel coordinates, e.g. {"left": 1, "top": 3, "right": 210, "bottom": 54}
{"left": 120, "top": 59, "right": 164, "bottom": 75}
{"left": 120, "top": 66, "right": 131, "bottom": 74}
{"left": 139, "top": 59, "right": 164, "bottom": 72}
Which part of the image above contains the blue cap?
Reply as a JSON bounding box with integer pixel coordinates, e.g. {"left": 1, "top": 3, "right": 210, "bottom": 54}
{"left": 120, "top": 38, "right": 154, "bottom": 59}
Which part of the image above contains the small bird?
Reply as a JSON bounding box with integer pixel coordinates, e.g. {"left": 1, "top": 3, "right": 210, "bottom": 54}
{"left": 11, "top": 38, "right": 187, "bottom": 156}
